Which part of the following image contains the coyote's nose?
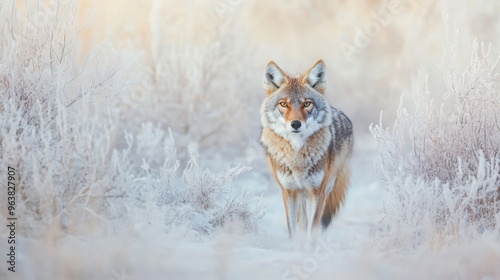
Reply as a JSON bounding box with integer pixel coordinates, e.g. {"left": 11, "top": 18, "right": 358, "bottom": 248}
{"left": 291, "top": 120, "right": 301, "bottom": 130}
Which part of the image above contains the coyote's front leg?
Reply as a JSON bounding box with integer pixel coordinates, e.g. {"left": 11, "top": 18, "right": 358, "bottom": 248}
{"left": 304, "top": 189, "right": 318, "bottom": 241}
{"left": 282, "top": 189, "right": 299, "bottom": 239}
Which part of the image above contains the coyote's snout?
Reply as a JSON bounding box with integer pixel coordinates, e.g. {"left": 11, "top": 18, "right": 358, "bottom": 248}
{"left": 260, "top": 60, "right": 353, "bottom": 239}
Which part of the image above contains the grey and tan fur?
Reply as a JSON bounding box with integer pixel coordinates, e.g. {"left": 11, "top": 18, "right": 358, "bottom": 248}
{"left": 260, "top": 60, "right": 353, "bottom": 239}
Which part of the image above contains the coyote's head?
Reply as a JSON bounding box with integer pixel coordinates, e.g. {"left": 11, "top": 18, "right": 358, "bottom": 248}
{"left": 260, "top": 60, "right": 332, "bottom": 142}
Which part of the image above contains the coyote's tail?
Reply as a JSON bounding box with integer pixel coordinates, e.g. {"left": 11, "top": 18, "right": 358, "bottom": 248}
{"left": 321, "top": 167, "right": 350, "bottom": 229}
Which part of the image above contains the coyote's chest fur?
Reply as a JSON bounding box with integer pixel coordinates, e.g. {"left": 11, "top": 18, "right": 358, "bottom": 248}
{"left": 261, "top": 126, "right": 332, "bottom": 190}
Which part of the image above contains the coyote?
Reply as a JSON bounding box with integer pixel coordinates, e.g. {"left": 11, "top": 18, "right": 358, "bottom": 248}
{"left": 260, "top": 60, "right": 353, "bottom": 239}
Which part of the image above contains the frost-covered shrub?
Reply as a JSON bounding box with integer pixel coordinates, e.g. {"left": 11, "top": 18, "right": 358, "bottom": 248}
{"left": 0, "top": 1, "right": 262, "bottom": 238}
{"left": 372, "top": 154, "right": 500, "bottom": 249}
{"left": 0, "top": 1, "right": 133, "bottom": 235}
{"left": 135, "top": 133, "right": 262, "bottom": 235}
{"left": 371, "top": 28, "right": 500, "bottom": 247}
{"left": 124, "top": 0, "right": 256, "bottom": 152}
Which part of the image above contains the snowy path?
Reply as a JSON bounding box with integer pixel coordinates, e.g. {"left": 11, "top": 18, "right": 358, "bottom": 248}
{"left": 5, "top": 137, "right": 500, "bottom": 280}
{"left": 165, "top": 137, "right": 386, "bottom": 280}
{"left": 213, "top": 136, "right": 500, "bottom": 280}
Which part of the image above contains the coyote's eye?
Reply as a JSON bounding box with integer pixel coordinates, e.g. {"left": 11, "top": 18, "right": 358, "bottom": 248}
{"left": 303, "top": 101, "right": 313, "bottom": 107}
{"left": 279, "top": 102, "right": 287, "bottom": 107}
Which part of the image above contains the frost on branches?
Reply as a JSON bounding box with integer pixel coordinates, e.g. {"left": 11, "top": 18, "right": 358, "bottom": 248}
{"left": 134, "top": 132, "right": 262, "bottom": 235}
{"left": 0, "top": 1, "right": 261, "bottom": 237}
{"left": 370, "top": 29, "right": 500, "bottom": 248}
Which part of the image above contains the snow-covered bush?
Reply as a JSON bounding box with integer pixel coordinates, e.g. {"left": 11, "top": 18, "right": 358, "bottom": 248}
{"left": 0, "top": 1, "right": 261, "bottom": 238}
{"left": 370, "top": 27, "right": 500, "bottom": 248}
{"left": 0, "top": 1, "right": 134, "bottom": 235}
{"left": 124, "top": 0, "right": 255, "bottom": 152}
{"left": 132, "top": 129, "right": 261, "bottom": 235}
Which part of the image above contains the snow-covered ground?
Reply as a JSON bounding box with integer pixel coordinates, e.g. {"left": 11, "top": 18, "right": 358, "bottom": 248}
{"left": 0, "top": 135, "right": 384, "bottom": 280}
{"left": 5, "top": 136, "right": 498, "bottom": 280}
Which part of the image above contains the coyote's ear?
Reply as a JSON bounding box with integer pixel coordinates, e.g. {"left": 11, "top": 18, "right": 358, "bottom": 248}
{"left": 263, "top": 61, "right": 288, "bottom": 94}
{"left": 302, "top": 60, "right": 327, "bottom": 94}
